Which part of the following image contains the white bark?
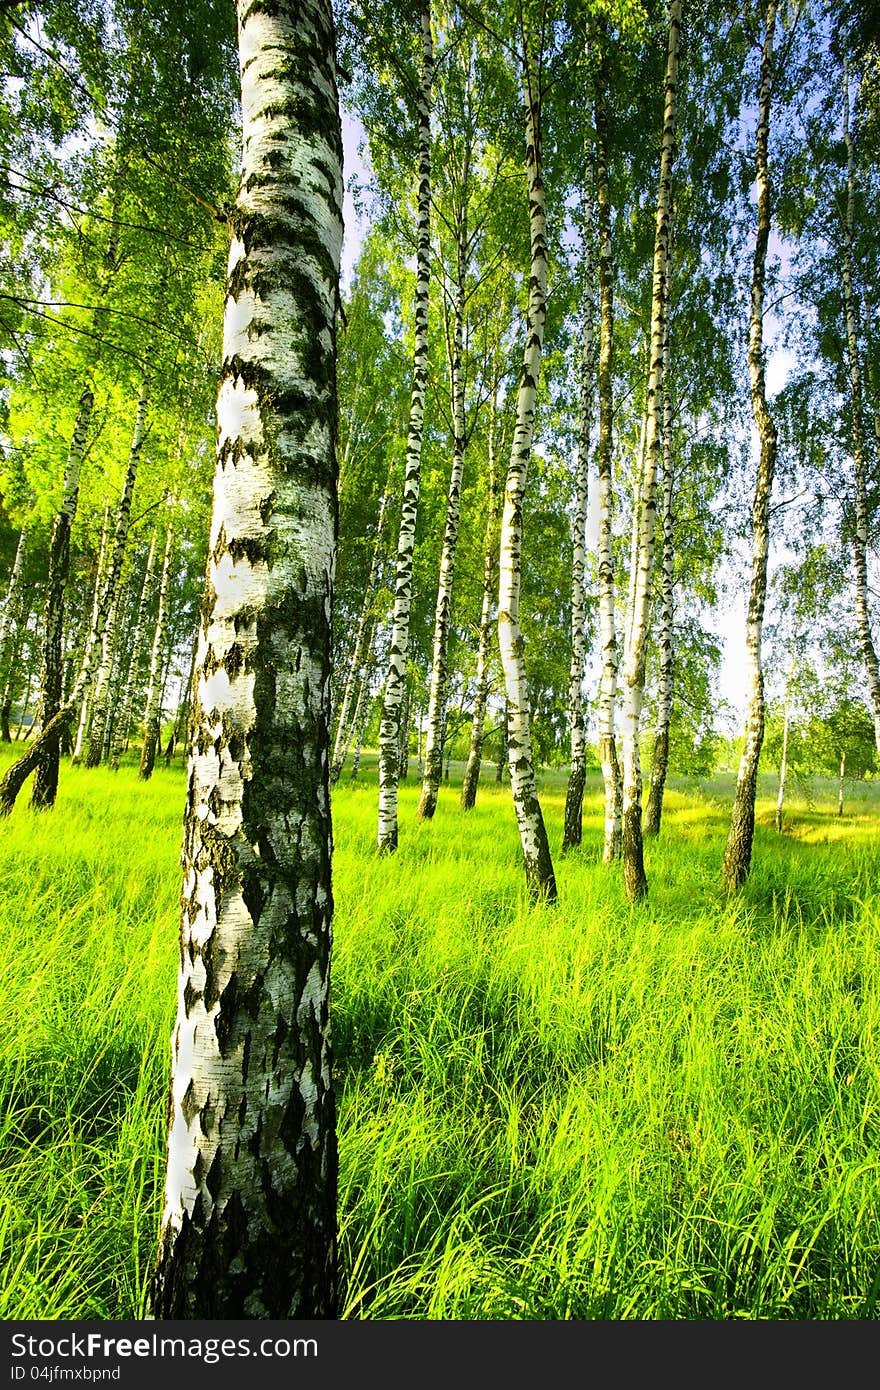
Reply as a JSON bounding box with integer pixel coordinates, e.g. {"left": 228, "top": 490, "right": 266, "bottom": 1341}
{"left": 619, "top": 0, "right": 680, "bottom": 902}
{"left": 152, "top": 0, "right": 342, "bottom": 1319}
{"left": 722, "top": 0, "right": 779, "bottom": 891}
{"left": 377, "top": 0, "right": 433, "bottom": 853}
{"left": 841, "top": 60, "right": 880, "bottom": 753}
{"left": 496, "top": 53, "right": 556, "bottom": 901}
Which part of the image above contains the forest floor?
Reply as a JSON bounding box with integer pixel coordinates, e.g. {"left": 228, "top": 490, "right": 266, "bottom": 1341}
{"left": 0, "top": 745, "right": 878, "bottom": 1319}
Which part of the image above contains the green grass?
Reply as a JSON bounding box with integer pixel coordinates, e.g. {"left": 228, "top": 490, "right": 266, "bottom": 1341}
{"left": 0, "top": 746, "right": 878, "bottom": 1318}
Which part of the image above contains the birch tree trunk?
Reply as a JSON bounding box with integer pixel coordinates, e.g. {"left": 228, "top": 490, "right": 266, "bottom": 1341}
{"left": 562, "top": 222, "right": 595, "bottom": 852}
{"left": 377, "top": 0, "right": 433, "bottom": 854}
{"left": 151, "top": 0, "right": 342, "bottom": 1319}
{"left": 619, "top": 0, "right": 680, "bottom": 902}
{"left": 71, "top": 507, "right": 111, "bottom": 765}
{"left": 838, "top": 750, "right": 846, "bottom": 817}
{"left": 841, "top": 60, "right": 880, "bottom": 754}
{"left": 418, "top": 206, "right": 467, "bottom": 821}
{"left": 461, "top": 385, "right": 501, "bottom": 811}
{"left": 31, "top": 385, "right": 94, "bottom": 809}
{"left": 594, "top": 33, "right": 622, "bottom": 865}
{"left": 109, "top": 529, "right": 158, "bottom": 771}
{"left": 496, "top": 53, "right": 556, "bottom": 902}
{"left": 721, "top": 0, "right": 779, "bottom": 892}
{"left": 330, "top": 477, "right": 389, "bottom": 785}
{"left": 87, "top": 379, "right": 150, "bottom": 768}
{"left": 644, "top": 311, "right": 675, "bottom": 836}
{"left": 0, "top": 524, "right": 27, "bottom": 674}
{"left": 139, "top": 523, "right": 173, "bottom": 781}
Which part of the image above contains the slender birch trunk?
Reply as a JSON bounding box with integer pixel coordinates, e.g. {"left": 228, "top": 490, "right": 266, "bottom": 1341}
{"left": 109, "top": 529, "right": 158, "bottom": 771}
{"left": 721, "top": 0, "right": 779, "bottom": 892}
{"left": 151, "top": 0, "right": 342, "bottom": 1318}
{"left": 619, "top": 0, "right": 680, "bottom": 902}
{"left": 0, "top": 524, "right": 27, "bottom": 673}
{"left": 0, "top": 609, "right": 29, "bottom": 743}
{"left": 496, "top": 53, "right": 556, "bottom": 901}
{"left": 139, "top": 523, "right": 173, "bottom": 782}
{"left": 461, "top": 384, "right": 501, "bottom": 811}
{"left": 85, "top": 379, "right": 150, "bottom": 767}
{"left": 562, "top": 216, "right": 595, "bottom": 852}
{"left": 594, "top": 32, "right": 622, "bottom": 864}
{"left": 399, "top": 681, "right": 410, "bottom": 780}
{"left": 838, "top": 750, "right": 845, "bottom": 817}
{"left": 377, "top": 0, "right": 433, "bottom": 854}
{"left": 775, "top": 662, "right": 792, "bottom": 833}
{"left": 71, "top": 507, "right": 111, "bottom": 764}
{"left": 418, "top": 206, "right": 467, "bottom": 821}
{"left": 496, "top": 701, "right": 508, "bottom": 782}
{"left": 330, "top": 476, "right": 390, "bottom": 785}
{"left": 841, "top": 61, "right": 880, "bottom": 753}
{"left": 31, "top": 386, "right": 94, "bottom": 808}
{"left": 644, "top": 310, "right": 675, "bottom": 836}
{"left": 85, "top": 585, "right": 121, "bottom": 768}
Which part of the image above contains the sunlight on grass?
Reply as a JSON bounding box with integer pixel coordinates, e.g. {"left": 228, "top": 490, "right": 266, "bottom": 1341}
{"left": 0, "top": 745, "right": 878, "bottom": 1318}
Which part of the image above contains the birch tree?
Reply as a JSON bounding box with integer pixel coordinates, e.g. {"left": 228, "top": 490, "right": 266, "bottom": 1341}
{"left": 840, "top": 59, "right": 880, "bottom": 753}
{"left": 496, "top": 17, "right": 556, "bottom": 902}
{"left": 562, "top": 203, "right": 595, "bottom": 853}
{"left": 376, "top": 0, "right": 433, "bottom": 854}
{"left": 151, "top": 0, "right": 342, "bottom": 1317}
{"left": 721, "top": 0, "right": 780, "bottom": 892}
{"left": 619, "top": 0, "right": 680, "bottom": 902}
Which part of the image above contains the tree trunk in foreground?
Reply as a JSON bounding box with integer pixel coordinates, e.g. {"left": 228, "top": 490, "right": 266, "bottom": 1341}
{"left": 841, "top": 60, "right": 880, "bottom": 754}
{"left": 644, "top": 305, "right": 675, "bottom": 837}
{"left": 150, "top": 0, "right": 341, "bottom": 1319}
{"left": 377, "top": 0, "right": 433, "bottom": 854}
{"left": 619, "top": 0, "right": 680, "bottom": 902}
{"left": 594, "top": 33, "right": 622, "bottom": 865}
{"left": 31, "top": 386, "right": 94, "bottom": 809}
{"left": 721, "top": 0, "right": 779, "bottom": 892}
{"left": 496, "top": 53, "right": 556, "bottom": 902}
{"left": 562, "top": 203, "right": 595, "bottom": 853}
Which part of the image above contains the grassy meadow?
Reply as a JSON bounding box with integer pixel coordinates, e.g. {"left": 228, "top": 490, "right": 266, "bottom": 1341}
{"left": 1, "top": 743, "right": 878, "bottom": 1319}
